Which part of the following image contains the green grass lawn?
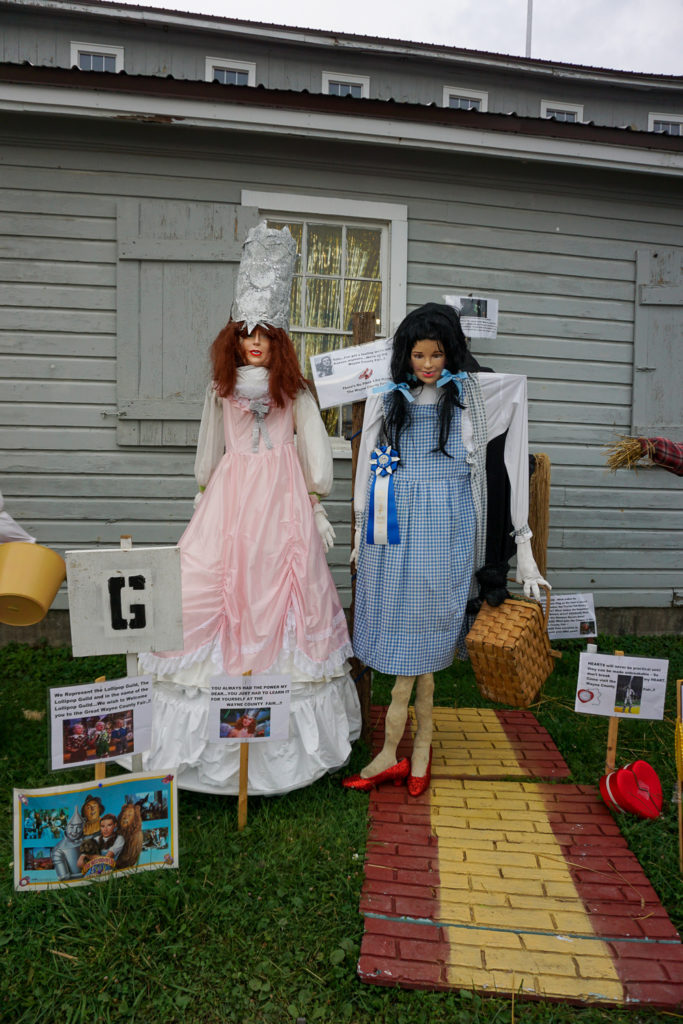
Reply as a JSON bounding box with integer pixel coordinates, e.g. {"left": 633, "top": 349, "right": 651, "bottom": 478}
{"left": 0, "top": 636, "right": 681, "bottom": 1024}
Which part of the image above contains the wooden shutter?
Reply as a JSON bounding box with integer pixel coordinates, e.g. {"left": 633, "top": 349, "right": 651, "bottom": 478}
{"left": 632, "top": 248, "right": 683, "bottom": 436}
{"left": 116, "top": 200, "right": 259, "bottom": 445}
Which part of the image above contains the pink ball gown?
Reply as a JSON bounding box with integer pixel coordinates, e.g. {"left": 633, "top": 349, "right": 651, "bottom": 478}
{"left": 139, "top": 367, "right": 359, "bottom": 795}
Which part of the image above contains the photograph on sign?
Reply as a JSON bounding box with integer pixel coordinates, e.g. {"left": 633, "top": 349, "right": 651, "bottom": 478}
{"left": 14, "top": 771, "right": 178, "bottom": 891}
{"left": 66, "top": 547, "right": 183, "bottom": 657}
{"left": 49, "top": 676, "right": 152, "bottom": 770}
{"left": 209, "top": 674, "right": 291, "bottom": 742}
{"left": 574, "top": 653, "right": 668, "bottom": 720}
{"left": 444, "top": 294, "right": 499, "bottom": 339}
{"left": 546, "top": 592, "right": 597, "bottom": 640}
{"left": 310, "top": 337, "right": 392, "bottom": 410}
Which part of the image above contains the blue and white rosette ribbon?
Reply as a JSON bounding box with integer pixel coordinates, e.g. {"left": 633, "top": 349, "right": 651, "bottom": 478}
{"left": 367, "top": 445, "right": 401, "bottom": 545}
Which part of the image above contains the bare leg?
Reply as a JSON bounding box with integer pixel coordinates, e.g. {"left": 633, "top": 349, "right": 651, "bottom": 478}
{"left": 410, "top": 672, "right": 434, "bottom": 777}
{"left": 360, "top": 675, "right": 415, "bottom": 778}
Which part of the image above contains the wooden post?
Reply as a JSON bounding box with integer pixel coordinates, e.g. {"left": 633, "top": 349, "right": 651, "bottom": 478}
{"left": 94, "top": 675, "right": 107, "bottom": 781}
{"left": 605, "top": 649, "right": 624, "bottom": 774}
{"left": 350, "top": 311, "right": 376, "bottom": 744}
{"left": 237, "top": 670, "right": 252, "bottom": 832}
{"left": 676, "top": 678, "right": 682, "bottom": 875}
{"left": 120, "top": 535, "right": 144, "bottom": 772}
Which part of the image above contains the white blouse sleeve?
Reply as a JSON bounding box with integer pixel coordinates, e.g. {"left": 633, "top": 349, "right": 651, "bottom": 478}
{"left": 293, "top": 387, "right": 334, "bottom": 497}
{"left": 354, "top": 393, "right": 384, "bottom": 520}
{"left": 194, "top": 384, "right": 225, "bottom": 489}
{"left": 478, "top": 373, "right": 532, "bottom": 540}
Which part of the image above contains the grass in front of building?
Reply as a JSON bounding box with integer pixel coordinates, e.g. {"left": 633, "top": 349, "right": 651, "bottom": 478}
{"left": 0, "top": 636, "right": 680, "bottom": 1024}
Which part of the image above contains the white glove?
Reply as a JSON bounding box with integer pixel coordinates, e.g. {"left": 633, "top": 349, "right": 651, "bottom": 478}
{"left": 515, "top": 538, "right": 551, "bottom": 600}
{"left": 350, "top": 527, "right": 361, "bottom": 566}
{"left": 313, "top": 503, "right": 335, "bottom": 553}
{"left": 193, "top": 491, "right": 203, "bottom": 509}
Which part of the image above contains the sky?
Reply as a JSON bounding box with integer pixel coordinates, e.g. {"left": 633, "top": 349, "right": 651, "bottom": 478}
{"left": 114, "top": 0, "right": 683, "bottom": 76}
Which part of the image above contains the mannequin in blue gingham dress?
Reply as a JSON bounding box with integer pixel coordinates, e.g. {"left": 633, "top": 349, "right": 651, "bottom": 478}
{"left": 343, "top": 303, "right": 549, "bottom": 797}
{"left": 354, "top": 396, "right": 476, "bottom": 675}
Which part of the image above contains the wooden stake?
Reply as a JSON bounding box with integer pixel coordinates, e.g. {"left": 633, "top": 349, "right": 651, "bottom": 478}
{"left": 349, "top": 311, "right": 376, "bottom": 744}
{"left": 237, "top": 670, "right": 252, "bottom": 832}
{"left": 94, "top": 675, "right": 107, "bottom": 780}
{"left": 676, "top": 678, "right": 682, "bottom": 875}
{"left": 120, "top": 535, "right": 143, "bottom": 773}
{"left": 605, "top": 650, "right": 624, "bottom": 774}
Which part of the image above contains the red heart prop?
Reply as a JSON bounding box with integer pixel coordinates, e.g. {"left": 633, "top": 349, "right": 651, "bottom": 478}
{"left": 599, "top": 759, "right": 662, "bottom": 819}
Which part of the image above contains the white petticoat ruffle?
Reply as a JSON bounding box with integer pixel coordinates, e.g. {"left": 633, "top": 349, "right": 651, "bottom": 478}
{"left": 132, "top": 669, "right": 361, "bottom": 796}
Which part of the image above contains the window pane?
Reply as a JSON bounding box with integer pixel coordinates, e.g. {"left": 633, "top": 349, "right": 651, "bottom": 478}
{"left": 449, "top": 96, "right": 480, "bottom": 111}
{"left": 104, "top": 55, "right": 115, "bottom": 73}
{"left": 301, "top": 332, "right": 342, "bottom": 376}
{"left": 344, "top": 279, "right": 381, "bottom": 331}
{"left": 288, "top": 278, "right": 302, "bottom": 328}
{"left": 306, "top": 224, "right": 342, "bottom": 276}
{"left": 78, "top": 53, "right": 91, "bottom": 70}
{"left": 346, "top": 227, "right": 380, "bottom": 278}
{"left": 306, "top": 278, "right": 341, "bottom": 329}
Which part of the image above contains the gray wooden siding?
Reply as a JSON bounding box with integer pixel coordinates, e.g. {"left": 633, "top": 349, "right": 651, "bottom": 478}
{"left": 3, "top": 11, "right": 683, "bottom": 130}
{"left": 0, "top": 123, "right": 681, "bottom": 618}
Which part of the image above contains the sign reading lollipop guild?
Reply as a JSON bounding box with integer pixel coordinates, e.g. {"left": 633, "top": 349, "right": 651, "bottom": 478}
{"left": 66, "top": 547, "right": 183, "bottom": 657}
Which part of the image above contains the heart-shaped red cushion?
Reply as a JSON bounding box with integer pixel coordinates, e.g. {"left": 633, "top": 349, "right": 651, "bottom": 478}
{"left": 599, "top": 759, "right": 662, "bottom": 819}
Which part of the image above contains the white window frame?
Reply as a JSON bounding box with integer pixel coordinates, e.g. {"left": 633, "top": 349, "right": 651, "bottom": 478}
{"left": 648, "top": 112, "right": 683, "bottom": 134}
{"left": 70, "top": 41, "right": 124, "bottom": 72}
{"left": 442, "top": 87, "right": 488, "bottom": 112}
{"left": 241, "top": 191, "right": 407, "bottom": 452}
{"left": 322, "top": 72, "right": 370, "bottom": 99}
{"left": 540, "top": 100, "right": 584, "bottom": 122}
{"left": 204, "top": 57, "right": 256, "bottom": 87}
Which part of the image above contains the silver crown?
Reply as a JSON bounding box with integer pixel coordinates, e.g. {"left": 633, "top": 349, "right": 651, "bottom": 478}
{"left": 231, "top": 222, "right": 298, "bottom": 334}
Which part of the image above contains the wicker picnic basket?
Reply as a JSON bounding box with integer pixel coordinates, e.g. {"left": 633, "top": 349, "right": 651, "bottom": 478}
{"left": 465, "top": 585, "right": 560, "bottom": 708}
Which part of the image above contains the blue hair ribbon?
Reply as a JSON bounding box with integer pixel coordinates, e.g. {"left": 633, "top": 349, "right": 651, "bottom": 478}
{"left": 436, "top": 370, "right": 468, "bottom": 397}
{"left": 372, "top": 381, "right": 415, "bottom": 403}
{"left": 367, "top": 446, "right": 401, "bottom": 545}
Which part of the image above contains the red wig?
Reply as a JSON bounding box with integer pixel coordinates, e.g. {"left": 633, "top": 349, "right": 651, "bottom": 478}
{"left": 210, "top": 322, "right": 305, "bottom": 407}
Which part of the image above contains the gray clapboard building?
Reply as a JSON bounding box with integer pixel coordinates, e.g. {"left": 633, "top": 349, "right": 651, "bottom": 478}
{"left": 0, "top": 0, "right": 682, "bottom": 637}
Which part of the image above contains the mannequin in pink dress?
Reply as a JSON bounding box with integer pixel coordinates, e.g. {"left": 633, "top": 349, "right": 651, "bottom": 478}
{"left": 138, "top": 224, "right": 359, "bottom": 795}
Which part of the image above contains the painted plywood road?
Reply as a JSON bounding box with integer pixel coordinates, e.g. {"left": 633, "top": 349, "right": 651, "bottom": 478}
{"left": 356, "top": 707, "right": 683, "bottom": 1008}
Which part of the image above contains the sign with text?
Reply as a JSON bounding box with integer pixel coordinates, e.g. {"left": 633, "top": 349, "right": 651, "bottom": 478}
{"left": 547, "top": 593, "right": 597, "bottom": 640}
{"left": 66, "top": 547, "right": 183, "bottom": 657}
{"left": 310, "top": 337, "right": 392, "bottom": 410}
{"left": 209, "top": 674, "right": 291, "bottom": 742}
{"left": 574, "top": 653, "right": 668, "bottom": 720}
{"left": 49, "top": 676, "right": 153, "bottom": 770}
{"left": 444, "top": 294, "right": 499, "bottom": 339}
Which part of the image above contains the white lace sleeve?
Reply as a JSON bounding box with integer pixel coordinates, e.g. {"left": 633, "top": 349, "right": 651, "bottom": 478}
{"left": 354, "top": 393, "right": 384, "bottom": 521}
{"left": 478, "top": 373, "right": 532, "bottom": 540}
{"left": 293, "top": 387, "right": 333, "bottom": 497}
{"left": 194, "top": 384, "right": 224, "bottom": 489}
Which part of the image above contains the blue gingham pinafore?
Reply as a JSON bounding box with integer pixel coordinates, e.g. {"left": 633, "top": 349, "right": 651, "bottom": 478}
{"left": 353, "top": 399, "right": 476, "bottom": 676}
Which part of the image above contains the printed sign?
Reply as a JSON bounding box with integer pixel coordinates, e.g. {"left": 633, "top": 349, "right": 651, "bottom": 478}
{"left": 209, "top": 674, "right": 292, "bottom": 743}
{"left": 66, "top": 547, "right": 183, "bottom": 656}
{"left": 49, "top": 676, "right": 153, "bottom": 770}
{"left": 574, "top": 653, "right": 668, "bottom": 720}
{"left": 14, "top": 772, "right": 178, "bottom": 891}
{"left": 310, "top": 337, "right": 392, "bottom": 410}
{"left": 547, "top": 593, "right": 597, "bottom": 640}
{"left": 444, "top": 294, "right": 499, "bottom": 338}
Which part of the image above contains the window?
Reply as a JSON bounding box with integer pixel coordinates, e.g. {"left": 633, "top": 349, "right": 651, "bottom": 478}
{"left": 648, "top": 113, "right": 683, "bottom": 135}
{"left": 540, "top": 100, "right": 583, "bottom": 122}
{"left": 442, "top": 87, "right": 488, "bottom": 112}
{"left": 204, "top": 58, "right": 255, "bottom": 87}
{"left": 242, "top": 191, "right": 407, "bottom": 439}
{"left": 322, "top": 72, "right": 369, "bottom": 99}
{"left": 70, "top": 42, "right": 124, "bottom": 73}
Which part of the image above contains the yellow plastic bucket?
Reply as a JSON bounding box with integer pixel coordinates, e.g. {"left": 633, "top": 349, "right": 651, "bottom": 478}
{"left": 0, "top": 542, "right": 66, "bottom": 626}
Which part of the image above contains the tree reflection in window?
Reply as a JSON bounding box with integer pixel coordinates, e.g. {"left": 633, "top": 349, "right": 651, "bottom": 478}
{"left": 268, "top": 219, "right": 384, "bottom": 436}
